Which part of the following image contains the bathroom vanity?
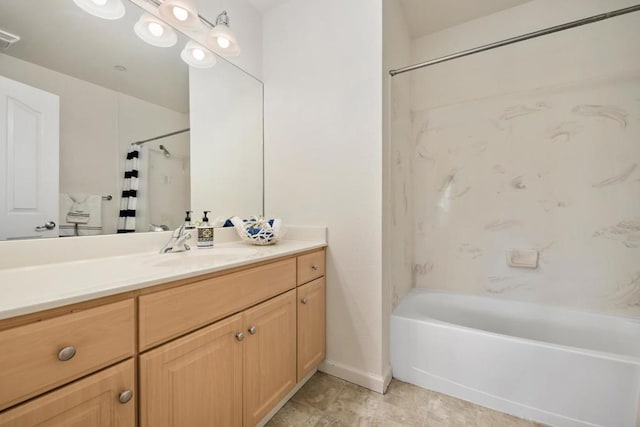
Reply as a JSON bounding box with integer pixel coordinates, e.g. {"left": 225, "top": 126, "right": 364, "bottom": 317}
{"left": 0, "top": 233, "right": 326, "bottom": 426}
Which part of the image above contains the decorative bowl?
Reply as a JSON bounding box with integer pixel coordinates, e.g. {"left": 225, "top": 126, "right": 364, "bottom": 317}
{"left": 230, "top": 216, "right": 283, "bottom": 246}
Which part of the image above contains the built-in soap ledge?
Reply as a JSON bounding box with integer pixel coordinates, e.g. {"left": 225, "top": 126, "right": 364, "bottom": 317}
{"left": 506, "top": 249, "right": 539, "bottom": 269}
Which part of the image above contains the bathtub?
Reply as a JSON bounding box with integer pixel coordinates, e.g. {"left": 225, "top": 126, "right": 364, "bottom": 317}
{"left": 390, "top": 289, "right": 640, "bottom": 427}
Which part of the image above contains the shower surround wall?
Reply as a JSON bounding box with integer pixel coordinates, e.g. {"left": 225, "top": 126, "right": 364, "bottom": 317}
{"left": 385, "top": 0, "right": 413, "bottom": 311}
{"left": 393, "top": 0, "right": 640, "bottom": 318}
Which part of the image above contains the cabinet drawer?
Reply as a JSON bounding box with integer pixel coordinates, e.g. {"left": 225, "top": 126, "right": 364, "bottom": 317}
{"left": 139, "top": 258, "right": 296, "bottom": 350}
{"left": 0, "top": 299, "right": 134, "bottom": 411}
{"left": 297, "top": 250, "right": 325, "bottom": 285}
{"left": 0, "top": 359, "right": 135, "bottom": 427}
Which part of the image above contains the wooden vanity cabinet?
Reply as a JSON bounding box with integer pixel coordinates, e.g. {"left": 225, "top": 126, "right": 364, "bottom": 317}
{"left": 297, "top": 277, "right": 326, "bottom": 381}
{"left": 0, "top": 359, "right": 135, "bottom": 427}
{"left": 139, "top": 290, "right": 297, "bottom": 427}
{"left": 297, "top": 250, "right": 325, "bottom": 285}
{"left": 139, "top": 314, "right": 244, "bottom": 427}
{"left": 244, "top": 290, "right": 297, "bottom": 427}
{"left": 0, "top": 248, "right": 325, "bottom": 427}
{"left": 0, "top": 299, "right": 134, "bottom": 411}
{"left": 138, "top": 258, "right": 296, "bottom": 351}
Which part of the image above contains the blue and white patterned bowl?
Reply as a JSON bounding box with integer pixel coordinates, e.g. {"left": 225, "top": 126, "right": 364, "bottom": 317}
{"left": 230, "top": 216, "right": 283, "bottom": 245}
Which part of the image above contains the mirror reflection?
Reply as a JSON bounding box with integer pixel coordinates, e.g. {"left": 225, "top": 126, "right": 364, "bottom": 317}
{"left": 0, "top": 0, "right": 263, "bottom": 241}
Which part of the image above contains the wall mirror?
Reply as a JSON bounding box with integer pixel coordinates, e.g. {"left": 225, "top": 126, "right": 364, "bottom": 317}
{"left": 0, "top": 0, "right": 263, "bottom": 240}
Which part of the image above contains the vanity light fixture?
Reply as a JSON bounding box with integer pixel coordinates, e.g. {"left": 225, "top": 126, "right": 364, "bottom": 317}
{"left": 180, "top": 40, "right": 216, "bottom": 68}
{"left": 134, "top": 13, "right": 177, "bottom": 47}
{"left": 207, "top": 11, "right": 240, "bottom": 57}
{"left": 72, "top": 0, "right": 125, "bottom": 20}
{"left": 158, "top": 0, "right": 201, "bottom": 31}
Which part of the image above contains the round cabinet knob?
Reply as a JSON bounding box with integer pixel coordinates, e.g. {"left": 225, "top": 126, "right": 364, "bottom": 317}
{"left": 311, "top": 264, "right": 319, "bottom": 271}
{"left": 57, "top": 346, "right": 76, "bottom": 362}
{"left": 235, "top": 332, "right": 245, "bottom": 341}
{"left": 301, "top": 298, "right": 308, "bottom": 305}
{"left": 118, "top": 390, "right": 133, "bottom": 404}
{"left": 248, "top": 326, "right": 257, "bottom": 335}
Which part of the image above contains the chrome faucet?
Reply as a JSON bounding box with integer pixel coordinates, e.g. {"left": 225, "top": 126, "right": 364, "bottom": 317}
{"left": 159, "top": 224, "right": 192, "bottom": 253}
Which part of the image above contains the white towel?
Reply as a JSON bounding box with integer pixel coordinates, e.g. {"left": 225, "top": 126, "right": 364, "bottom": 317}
{"left": 67, "top": 194, "right": 90, "bottom": 224}
{"left": 59, "top": 194, "right": 75, "bottom": 237}
{"left": 59, "top": 193, "right": 103, "bottom": 236}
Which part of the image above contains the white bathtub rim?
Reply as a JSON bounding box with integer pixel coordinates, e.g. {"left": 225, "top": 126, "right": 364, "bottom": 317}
{"left": 392, "top": 291, "right": 640, "bottom": 366}
{"left": 400, "top": 288, "right": 640, "bottom": 324}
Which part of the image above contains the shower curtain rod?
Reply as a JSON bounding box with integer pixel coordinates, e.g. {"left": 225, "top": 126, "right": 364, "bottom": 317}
{"left": 132, "top": 128, "right": 190, "bottom": 146}
{"left": 389, "top": 4, "right": 640, "bottom": 76}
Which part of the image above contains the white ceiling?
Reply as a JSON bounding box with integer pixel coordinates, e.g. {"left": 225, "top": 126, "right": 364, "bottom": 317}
{"left": 398, "top": 0, "right": 532, "bottom": 39}
{"left": 0, "top": 0, "right": 189, "bottom": 112}
{"left": 248, "top": 0, "right": 532, "bottom": 39}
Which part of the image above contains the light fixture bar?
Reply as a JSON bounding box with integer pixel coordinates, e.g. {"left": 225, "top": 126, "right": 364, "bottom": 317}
{"left": 144, "top": 0, "right": 216, "bottom": 30}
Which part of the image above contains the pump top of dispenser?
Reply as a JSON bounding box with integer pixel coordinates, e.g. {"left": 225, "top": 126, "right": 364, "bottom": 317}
{"left": 184, "top": 211, "right": 193, "bottom": 227}
{"left": 202, "top": 211, "right": 211, "bottom": 225}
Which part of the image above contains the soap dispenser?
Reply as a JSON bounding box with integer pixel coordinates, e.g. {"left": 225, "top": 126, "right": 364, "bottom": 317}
{"left": 184, "top": 210, "right": 197, "bottom": 247}
{"left": 183, "top": 210, "right": 194, "bottom": 229}
{"left": 197, "top": 211, "right": 214, "bottom": 248}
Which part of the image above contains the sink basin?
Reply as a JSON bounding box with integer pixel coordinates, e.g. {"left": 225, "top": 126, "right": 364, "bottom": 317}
{"left": 152, "top": 247, "right": 259, "bottom": 268}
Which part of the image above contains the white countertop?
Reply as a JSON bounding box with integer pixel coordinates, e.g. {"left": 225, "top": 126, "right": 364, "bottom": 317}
{"left": 0, "top": 228, "right": 326, "bottom": 321}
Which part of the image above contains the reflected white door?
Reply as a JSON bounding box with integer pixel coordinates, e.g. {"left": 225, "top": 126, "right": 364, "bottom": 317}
{"left": 0, "top": 75, "right": 59, "bottom": 240}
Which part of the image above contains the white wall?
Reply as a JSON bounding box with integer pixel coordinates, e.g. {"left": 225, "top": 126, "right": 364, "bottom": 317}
{"left": 411, "top": 0, "right": 640, "bottom": 110}
{"left": 402, "top": 0, "right": 640, "bottom": 317}
{"left": 262, "top": 0, "right": 387, "bottom": 391}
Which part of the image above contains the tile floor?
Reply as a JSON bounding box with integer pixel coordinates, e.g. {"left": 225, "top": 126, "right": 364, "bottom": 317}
{"left": 267, "top": 372, "right": 542, "bottom": 427}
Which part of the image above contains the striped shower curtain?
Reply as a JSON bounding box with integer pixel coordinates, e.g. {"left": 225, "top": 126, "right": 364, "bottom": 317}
{"left": 117, "top": 147, "right": 139, "bottom": 233}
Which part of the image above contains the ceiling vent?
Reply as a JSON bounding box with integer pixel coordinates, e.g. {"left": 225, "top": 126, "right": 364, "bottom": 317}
{"left": 0, "top": 28, "right": 20, "bottom": 49}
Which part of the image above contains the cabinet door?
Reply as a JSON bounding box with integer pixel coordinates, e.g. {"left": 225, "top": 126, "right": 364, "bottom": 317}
{"left": 297, "top": 277, "right": 326, "bottom": 381}
{"left": 0, "top": 359, "right": 135, "bottom": 427}
{"left": 139, "top": 314, "right": 244, "bottom": 427}
{"left": 244, "top": 290, "right": 297, "bottom": 427}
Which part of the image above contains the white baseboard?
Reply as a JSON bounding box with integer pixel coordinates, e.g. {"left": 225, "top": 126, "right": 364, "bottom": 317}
{"left": 256, "top": 368, "right": 317, "bottom": 427}
{"left": 318, "top": 359, "right": 391, "bottom": 394}
{"left": 382, "top": 364, "right": 393, "bottom": 393}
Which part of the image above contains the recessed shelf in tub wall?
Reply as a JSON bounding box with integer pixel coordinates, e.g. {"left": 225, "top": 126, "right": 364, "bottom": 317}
{"left": 506, "top": 249, "right": 539, "bottom": 269}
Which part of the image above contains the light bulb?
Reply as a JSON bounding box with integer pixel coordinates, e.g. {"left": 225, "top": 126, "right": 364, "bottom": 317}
{"left": 91, "top": 0, "right": 108, "bottom": 5}
{"left": 172, "top": 6, "right": 189, "bottom": 21}
{"left": 148, "top": 22, "right": 164, "bottom": 37}
{"left": 217, "top": 37, "right": 230, "bottom": 49}
{"left": 192, "top": 48, "right": 205, "bottom": 61}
